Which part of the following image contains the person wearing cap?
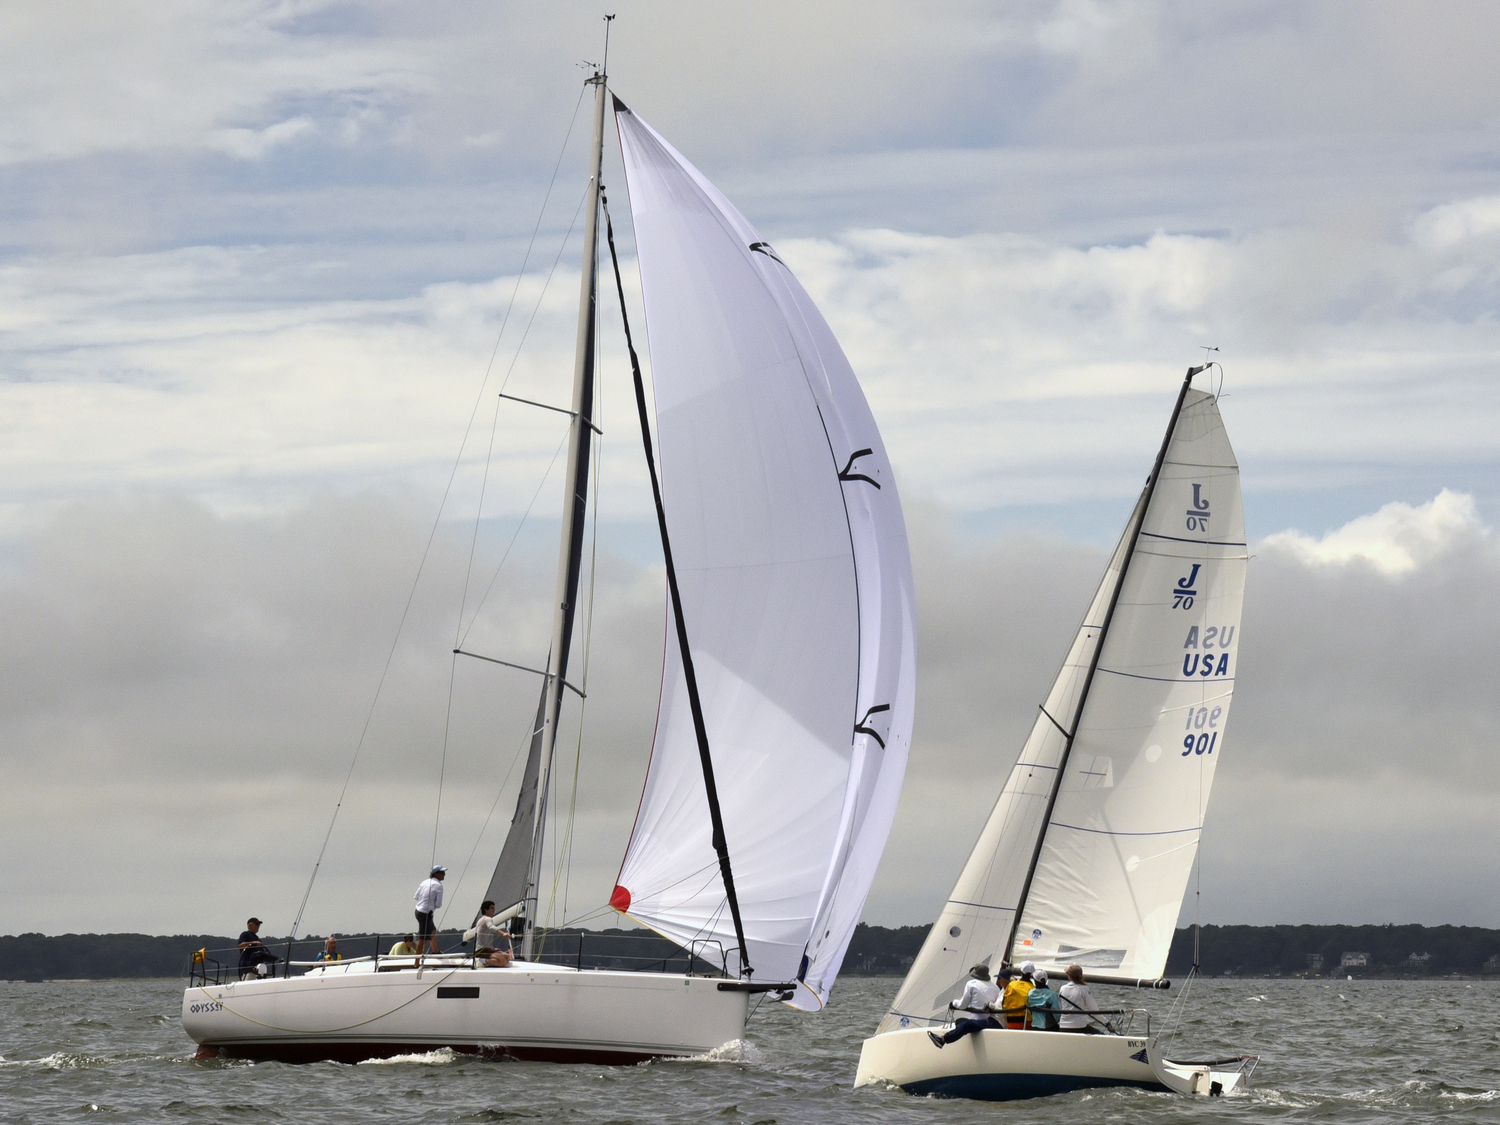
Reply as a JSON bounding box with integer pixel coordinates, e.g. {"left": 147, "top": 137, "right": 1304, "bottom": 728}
{"left": 927, "top": 964, "right": 1002, "bottom": 1049}
{"left": 237, "top": 917, "right": 279, "bottom": 978}
{"left": 1026, "top": 969, "right": 1062, "bottom": 1030}
{"left": 414, "top": 866, "right": 446, "bottom": 955}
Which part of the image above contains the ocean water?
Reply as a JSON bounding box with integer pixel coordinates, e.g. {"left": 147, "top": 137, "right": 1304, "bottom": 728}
{"left": 2, "top": 976, "right": 1497, "bottom": 1123}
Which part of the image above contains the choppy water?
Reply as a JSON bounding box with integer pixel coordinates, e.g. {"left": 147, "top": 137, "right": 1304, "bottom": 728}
{"left": 2, "top": 976, "right": 1498, "bottom": 1123}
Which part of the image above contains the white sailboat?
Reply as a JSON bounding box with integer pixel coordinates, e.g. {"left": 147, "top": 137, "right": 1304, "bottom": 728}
{"left": 182, "top": 65, "right": 916, "bottom": 1063}
{"left": 854, "top": 367, "right": 1256, "bottom": 1100}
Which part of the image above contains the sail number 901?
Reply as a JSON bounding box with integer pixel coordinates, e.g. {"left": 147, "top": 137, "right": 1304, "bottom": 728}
{"left": 1183, "top": 705, "right": 1221, "bottom": 756}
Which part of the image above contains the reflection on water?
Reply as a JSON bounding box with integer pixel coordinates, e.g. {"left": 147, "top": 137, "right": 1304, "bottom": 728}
{"left": 1, "top": 976, "right": 1497, "bottom": 1123}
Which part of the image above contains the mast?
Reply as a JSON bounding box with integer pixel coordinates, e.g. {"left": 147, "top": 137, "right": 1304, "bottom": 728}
{"left": 1002, "top": 364, "right": 1206, "bottom": 964}
{"left": 521, "top": 67, "right": 608, "bottom": 959}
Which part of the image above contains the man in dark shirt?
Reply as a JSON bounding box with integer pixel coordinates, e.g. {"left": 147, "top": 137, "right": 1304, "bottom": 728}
{"left": 238, "top": 917, "right": 278, "bottom": 978}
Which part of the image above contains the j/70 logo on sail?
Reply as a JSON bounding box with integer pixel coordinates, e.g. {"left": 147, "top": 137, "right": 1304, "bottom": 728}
{"left": 1172, "top": 563, "right": 1201, "bottom": 609}
{"left": 1186, "top": 483, "right": 1210, "bottom": 531}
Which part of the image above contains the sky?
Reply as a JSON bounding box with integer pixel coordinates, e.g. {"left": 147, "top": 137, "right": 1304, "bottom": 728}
{"left": 3, "top": 1, "right": 1499, "bottom": 943}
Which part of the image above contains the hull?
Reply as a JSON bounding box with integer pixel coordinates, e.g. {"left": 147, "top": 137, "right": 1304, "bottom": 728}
{"left": 855, "top": 1026, "right": 1253, "bottom": 1102}
{"left": 855, "top": 1026, "right": 1163, "bottom": 1101}
{"left": 183, "top": 961, "right": 748, "bottom": 1064}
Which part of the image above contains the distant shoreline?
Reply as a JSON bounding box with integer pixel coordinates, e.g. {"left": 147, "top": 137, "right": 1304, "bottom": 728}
{"left": 3, "top": 923, "right": 1498, "bottom": 982}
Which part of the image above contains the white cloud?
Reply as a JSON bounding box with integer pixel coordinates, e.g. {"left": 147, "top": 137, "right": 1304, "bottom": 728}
{"left": 1259, "top": 490, "right": 1485, "bottom": 576}
{"left": 208, "top": 116, "right": 317, "bottom": 161}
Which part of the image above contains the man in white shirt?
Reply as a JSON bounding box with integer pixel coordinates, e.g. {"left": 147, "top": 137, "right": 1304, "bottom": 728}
{"left": 463, "top": 899, "right": 515, "bottom": 967}
{"left": 414, "top": 866, "right": 446, "bottom": 954}
{"left": 1058, "top": 964, "right": 1104, "bottom": 1032}
{"left": 928, "top": 964, "right": 1001, "bottom": 1048}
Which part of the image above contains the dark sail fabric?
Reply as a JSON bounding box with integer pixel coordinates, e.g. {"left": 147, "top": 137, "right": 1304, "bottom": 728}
{"left": 482, "top": 683, "right": 547, "bottom": 918}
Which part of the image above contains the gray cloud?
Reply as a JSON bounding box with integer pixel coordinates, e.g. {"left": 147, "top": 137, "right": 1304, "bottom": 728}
{"left": 4, "top": 487, "right": 1494, "bottom": 935}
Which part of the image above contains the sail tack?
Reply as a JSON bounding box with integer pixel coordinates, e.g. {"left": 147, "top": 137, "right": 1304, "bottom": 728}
{"left": 610, "top": 102, "right": 916, "bottom": 1008}
{"left": 878, "top": 386, "right": 1244, "bottom": 1034}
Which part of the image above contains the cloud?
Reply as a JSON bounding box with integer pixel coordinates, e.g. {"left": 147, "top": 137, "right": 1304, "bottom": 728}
{"left": 208, "top": 116, "right": 317, "bottom": 161}
{"left": 3, "top": 487, "right": 1496, "bottom": 935}
{"left": 1259, "top": 490, "right": 1484, "bottom": 576}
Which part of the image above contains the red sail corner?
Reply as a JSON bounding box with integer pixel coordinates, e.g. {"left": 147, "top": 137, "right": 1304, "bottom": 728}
{"left": 609, "top": 884, "right": 632, "bottom": 912}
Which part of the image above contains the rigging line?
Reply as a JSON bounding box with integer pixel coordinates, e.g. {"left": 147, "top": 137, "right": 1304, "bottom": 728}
{"left": 561, "top": 390, "right": 604, "bottom": 925}
{"left": 436, "top": 719, "right": 534, "bottom": 929}
{"left": 432, "top": 650, "right": 460, "bottom": 867}
{"left": 600, "top": 185, "right": 754, "bottom": 979}
{"left": 287, "top": 101, "right": 589, "bottom": 938}
{"left": 458, "top": 430, "right": 569, "bottom": 648}
{"left": 481, "top": 84, "right": 588, "bottom": 392}
{"left": 497, "top": 183, "right": 591, "bottom": 401}
{"left": 454, "top": 390, "right": 505, "bottom": 650}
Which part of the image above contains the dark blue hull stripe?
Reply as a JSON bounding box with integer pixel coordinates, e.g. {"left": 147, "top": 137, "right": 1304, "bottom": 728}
{"left": 904, "top": 1071, "right": 1164, "bottom": 1101}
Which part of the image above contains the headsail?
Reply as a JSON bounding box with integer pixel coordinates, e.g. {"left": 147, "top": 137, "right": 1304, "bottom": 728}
{"left": 610, "top": 102, "right": 917, "bottom": 1008}
{"left": 480, "top": 683, "right": 547, "bottom": 923}
{"left": 877, "top": 383, "right": 1244, "bottom": 1034}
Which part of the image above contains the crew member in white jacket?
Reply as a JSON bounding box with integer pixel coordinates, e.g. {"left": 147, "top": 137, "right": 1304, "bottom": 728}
{"left": 414, "top": 866, "right": 446, "bottom": 954}
{"left": 928, "top": 964, "right": 1001, "bottom": 1048}
{"left": 463, "top": 900, "right": 515, "bottom": 967}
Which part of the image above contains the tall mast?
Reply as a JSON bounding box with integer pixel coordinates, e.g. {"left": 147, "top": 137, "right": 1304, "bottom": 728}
{"left": 1002, "top": 365, "right": 1206, "bottom": 964}
{"left": 522, "top": 66, "right": 608, "bottom": 958}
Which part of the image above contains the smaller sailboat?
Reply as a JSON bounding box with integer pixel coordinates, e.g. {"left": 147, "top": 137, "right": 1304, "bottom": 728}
{"left": 854, "top": 366, "right": 1256, "bottom": 1100}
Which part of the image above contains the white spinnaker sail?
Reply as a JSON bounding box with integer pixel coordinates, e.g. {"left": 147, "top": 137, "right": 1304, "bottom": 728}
{"left": 611, "top": 102, "right": 916, "bottom": 1008}
{"left": 876, "top": 387, "right": 1242, "bottom": 1034}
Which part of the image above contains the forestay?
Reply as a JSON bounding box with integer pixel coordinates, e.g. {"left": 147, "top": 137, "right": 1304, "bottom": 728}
{"left": 610, "top": 102, "right": 917, "bottom": 1009}
{"left": 877, "top": 387, "right": 1243, "bottom": 1034}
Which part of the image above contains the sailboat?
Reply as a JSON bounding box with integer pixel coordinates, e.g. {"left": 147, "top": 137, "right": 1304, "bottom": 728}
{"left": 182, "top": 65, "right": 915, "bottom": 1063}
{"left": 854, "top": 367, "right": 1256, "bottom": 1100}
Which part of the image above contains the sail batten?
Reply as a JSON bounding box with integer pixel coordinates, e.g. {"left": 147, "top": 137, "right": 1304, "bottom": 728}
{"left": 611, "top": 103, "right": 916, "bottom": 1007}
{"left": 876, "top": 383, "right": 1243, "bottom": 1035}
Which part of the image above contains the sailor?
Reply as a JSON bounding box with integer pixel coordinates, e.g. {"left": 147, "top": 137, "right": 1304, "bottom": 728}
{"left": 315, "top": 936, "right": 341, "bottom": 962}
{"left": 414, "top": 865, "right": 446, "bottom": 954}
{"left": 463, "top": 900, "right": 515, "bottom": 967}
{"left": 1058, "top": 964, "right": 1105, "bottom": 1032}
{"left": 927, "top": 964, "right": 1001, "bottom": 1049}
{"left": 1000, "top": 964, "right": 1033, "bottom": 1029}
{"left": 237, "top": 917, "right": 279, "bottom": 979}
{"left": 1026, "top": 968, "right": 1061, "bottom": 1030}
{"left": 389, "top": 934, "right": 417, "bottom": 956}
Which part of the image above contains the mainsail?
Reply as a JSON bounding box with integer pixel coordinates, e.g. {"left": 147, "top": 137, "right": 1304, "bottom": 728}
{"left": 610, "top": 102, "right": 917, "bottom": 1008}
{"left": 877, "top": 381, "right": 1244, "bottom": 1034}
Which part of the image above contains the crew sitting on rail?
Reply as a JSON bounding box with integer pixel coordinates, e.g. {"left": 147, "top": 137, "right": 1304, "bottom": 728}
{"left": 1026, "top": 969, "right": 1062, "bottom": 1030}
{"left": 464, "top": 900, "right": 515, "bottom": 967}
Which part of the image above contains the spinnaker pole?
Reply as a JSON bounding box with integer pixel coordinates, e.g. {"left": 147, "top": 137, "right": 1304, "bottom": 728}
{"left": 522, "top": 67, "right": 608, "bottom": 959}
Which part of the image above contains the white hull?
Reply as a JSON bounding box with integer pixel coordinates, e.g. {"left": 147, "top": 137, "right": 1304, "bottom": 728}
{"left": 183, "top": 960, "right": 748, "bottom": 1064}
{"left": 854, "top": 1026, "right": 1251, "bottom": 1101}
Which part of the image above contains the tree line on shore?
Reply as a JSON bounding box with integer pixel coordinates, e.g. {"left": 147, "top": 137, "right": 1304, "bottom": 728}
{"left": 3, "top": 922, "right": 1498, "bottom": 981}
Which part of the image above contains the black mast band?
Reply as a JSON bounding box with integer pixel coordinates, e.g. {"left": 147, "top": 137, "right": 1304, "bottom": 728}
{"left": 600, "top": 186, "right": 754, "bottom": 979}
{"left": 1003, "top": 365, "right": 1206, "bottom": 965}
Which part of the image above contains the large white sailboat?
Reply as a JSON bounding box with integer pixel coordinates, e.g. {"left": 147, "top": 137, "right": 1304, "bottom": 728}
{"left": 182, "top": 65, "right": 915, "bottom": 1064}
{"left": 854, "top": 367, "right": 1255, "bottom": 1100}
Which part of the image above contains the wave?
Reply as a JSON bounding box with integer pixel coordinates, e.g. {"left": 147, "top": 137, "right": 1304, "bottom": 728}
{"left": 663, "top": 1039, "right": 763, "bottom": 1065}
{"left": 357, "top": 1048, "right": 458, "bottom": 1066}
